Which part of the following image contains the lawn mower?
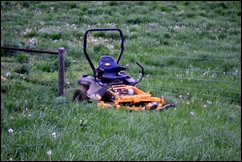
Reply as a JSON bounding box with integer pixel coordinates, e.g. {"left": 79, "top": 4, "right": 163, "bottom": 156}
{"left": 73, "top": 28, "right": 175, "bottom": 111}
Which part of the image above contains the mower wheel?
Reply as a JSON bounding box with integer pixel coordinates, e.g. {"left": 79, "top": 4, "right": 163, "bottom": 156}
{"left": 73, "top": 87, "right": 88, "bottom": 103}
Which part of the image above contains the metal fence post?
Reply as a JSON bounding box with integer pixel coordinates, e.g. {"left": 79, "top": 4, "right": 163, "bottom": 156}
{"left": 58, "top": 47, "right": 64, "bottom": 96}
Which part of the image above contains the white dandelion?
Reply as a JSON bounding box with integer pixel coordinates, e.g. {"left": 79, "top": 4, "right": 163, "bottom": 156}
{"left": 51, "top": 132, "right": 57, "bottom": 139}
{"left": 47, "top": 149, "right": 52, "bottom": 156}
{"left": 5, "top": 72, "right": 11, "bottom": 77}
{"left": 8, "top": 128, "right": 14, "bottom": 134}
{"left": 47, "top": 149, "right": 52, "bottom": 161}
{"left": 206, "top": 100, "right": 212, "bottom": 105}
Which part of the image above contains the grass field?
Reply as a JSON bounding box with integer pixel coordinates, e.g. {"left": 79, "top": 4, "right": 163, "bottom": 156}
{"left": 1, "top": 1, "right": 241, "bottom": 161}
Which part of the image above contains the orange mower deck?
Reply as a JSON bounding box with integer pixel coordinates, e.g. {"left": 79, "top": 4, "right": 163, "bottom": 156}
{"left": 96, "top": 85, "right": 170, "bottom": 111}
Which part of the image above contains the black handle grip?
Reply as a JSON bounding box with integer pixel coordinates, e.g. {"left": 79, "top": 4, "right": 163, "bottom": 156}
{"left": 134, "top": 61, "right": 145, "bottom": 85}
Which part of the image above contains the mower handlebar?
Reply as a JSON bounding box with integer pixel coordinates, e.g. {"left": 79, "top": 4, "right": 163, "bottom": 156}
{"left": 83, "top": 28, "right": 124, "bottom": 73}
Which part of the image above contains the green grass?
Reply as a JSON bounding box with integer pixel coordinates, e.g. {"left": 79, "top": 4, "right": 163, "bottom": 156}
{"left": 1, "top": 1, "right": 241, "bottom": 161}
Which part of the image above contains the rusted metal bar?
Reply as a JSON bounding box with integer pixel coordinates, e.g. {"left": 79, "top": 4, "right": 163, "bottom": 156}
{"left": 1, "top": 46, "right": 58, "bottom": 55}
{"left": 58, "top": 47, "right": 65, "bottom": 96}
{"left": 1, "top": 46, "right": 65, "bottom": 96}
